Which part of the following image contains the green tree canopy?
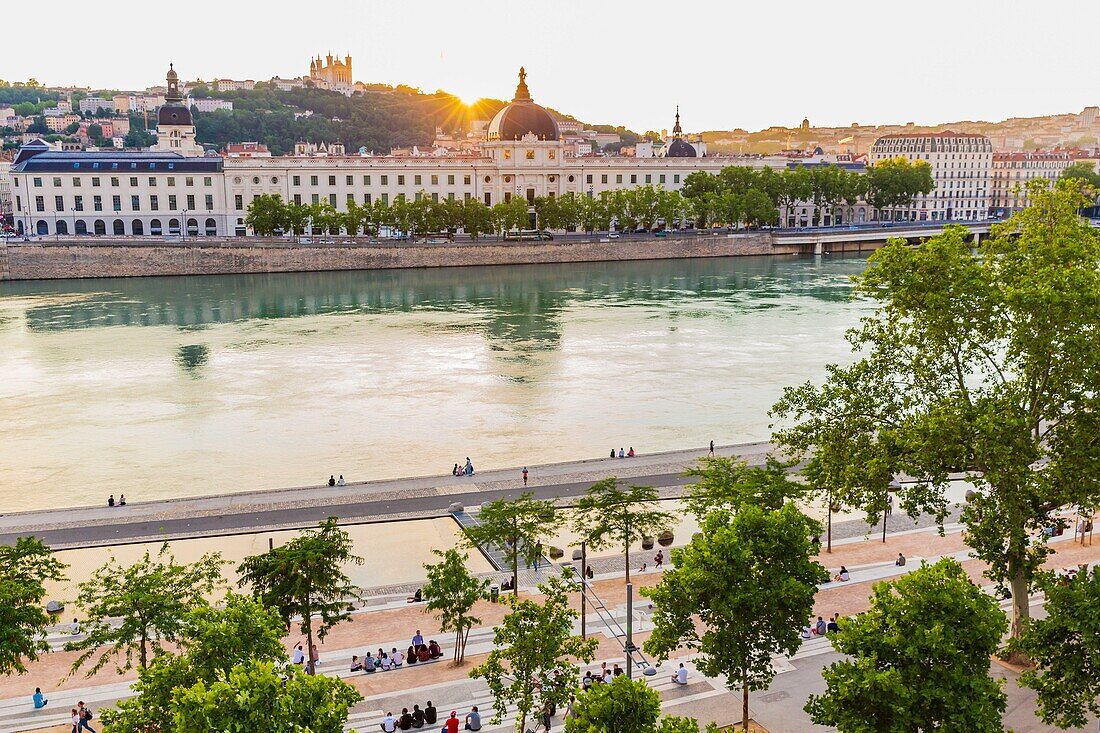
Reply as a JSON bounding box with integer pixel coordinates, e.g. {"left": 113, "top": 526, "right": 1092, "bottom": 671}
{"left": 682, "top": 455, "right": 806, "bottom": 520}
{"left": 772, "top": 181, "right": 1100, "bottom": 639}
{"left": 643, "top": 504, "right": 826, "bottom": 730}
{"left": 245, "top": 193, "right": 287, "bottom": 235}
{"left": 0, "top": 537, "right": 67, "bottom": 675}
{"left": 572, "top": 477, "right": 676, "bottom": 583}
{"left": 565, "top": 673, "right": 660, "bottom": 733}
{"left": 421, "top": 548, "right": 490, "bottom": 664}
{"left": 65, "top": 544, "right": 224, "bottom": 676}
{"left": 460, "top": 492, "right": 558, "bottom": 596}
{"left": 806, "top": 558, "right": 1007, "bottom": 732}
{"left": 237, "top": 518, "right": 362, "bottom": 675}
{"left": 1013, "top": 566, "right": 1100, "bottom": 729}
{"left": 470, "top": 576, "right": 597, "bottom": 733}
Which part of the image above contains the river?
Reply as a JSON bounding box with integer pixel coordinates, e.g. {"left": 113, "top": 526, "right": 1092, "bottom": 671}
{"left": 0, "top": 254, "right": 874, "bottom": 511}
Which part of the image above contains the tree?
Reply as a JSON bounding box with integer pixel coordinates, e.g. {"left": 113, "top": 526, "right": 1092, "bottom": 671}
{"left": 1013, "top": 567, "right": 1100, "bottom": 728}
{"left": 245, "top": 193, "right": 287, "bottom": 235}
{"left": 470, "top": 576, "right": 597, "bottom": 733}
{"left": 172, "top": 660, "right": 362, "bottom": 733}
{"left": 0, "top": 537, "right": 67, "bottom": 675}
{"left": 643, "top": 504, "right": 826, "bottom": 731}
{"left": 65, "top": 545, "right": 224, "bottom": 676}
{"left": 237, "top": 518, "right": 362, "bottom": 675}
{"left": 460, "top": 492, "right": 558, "bottom": 596}
{"left": 682, "top": 455, "right": 805, "bottom": 520}
{"left": 806, "top": 558, "right": 1007, "bottom": 732}
{"left": 86, "top": 123, "right": 103, "bottom": 143}
{"left": 565, "top": 673, "right": 660, "bottom": 733}
{"left": 421, "top": 549, "right": 489, "bottom": 664}
{"left": 864, "top": 157, "right": 934, "bottom": 220}
{"left": 1061, "top": 161, "right": 1100, "bottom": 189}
{"left": 461, "top": 199, "right": 493, "bottom": 240}
{"left": 772, "top": 182, "right": 1100, "bottom": 640}
{"left": 573, "top": 478, "right": 675, "bottom": 584}
{"left": 777, "top": 167, "right": 811, "bottom": 227}
{"left": 101, "top": 593, "right": 287, "bottom": 733}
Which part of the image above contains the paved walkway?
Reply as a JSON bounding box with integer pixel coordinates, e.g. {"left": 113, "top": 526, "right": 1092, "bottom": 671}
{"left": 0, "top": 442, "right": 773, "bottom": 549}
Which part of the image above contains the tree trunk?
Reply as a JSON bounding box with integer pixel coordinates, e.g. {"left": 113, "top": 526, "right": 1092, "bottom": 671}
{"left": 305, "top": 620, "right": 316, "bottom": 676}
{"left": 742, "top": 682, "right": 750, "bottom": 731}
{"left": 140, "top": 632, "right": 148, "bottom": 670}
{"left": 512, "top": 555, "right": 520, "bottom": 597}
{"left": 1009, "top": 565, "right": 1030, "bottom": 640}
{"left": 624, "top": 544, "right": 630, "bottom": 584}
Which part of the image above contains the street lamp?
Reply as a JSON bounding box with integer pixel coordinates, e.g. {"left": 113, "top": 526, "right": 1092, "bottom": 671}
{"left": 70, "top": 208, "right": 77, "bottom": 237}
{"left": 883, "top": 478, "right": 902, "bottom": 543}
{"left": 180, "top": 209, "right": 189, "bottom": 241}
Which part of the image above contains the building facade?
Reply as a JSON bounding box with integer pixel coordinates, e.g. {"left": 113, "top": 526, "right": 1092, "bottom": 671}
{"left": 309, "top": 54, "right": 354, "bottom": 94}
{"left": 870, "top": 131, "right": 993, "bottom": 221}
{"left": 989, "top": 151, "right": 1073, "bottom": 217}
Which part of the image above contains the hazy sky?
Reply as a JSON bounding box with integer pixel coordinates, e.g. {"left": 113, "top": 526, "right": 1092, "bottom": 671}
{"left": 6, "top": 0, "right": 1097, "bottom": 133}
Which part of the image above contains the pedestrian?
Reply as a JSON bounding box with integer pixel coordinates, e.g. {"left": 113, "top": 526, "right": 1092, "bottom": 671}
{"left": 533, "top": 541, "right": 542, "bottom": 571}
{"left": 412, "top": 705, "right": 425, "bottom": 728}
{"left": 445, "top": 711, "right": 460, "bottom": 733}
{"left": 118, "top": 494, "right": 126, "bottom": 506}
{"left": 541, "top": 701, "right": 553, "bottom": 731}
{"left": 895, "top": 552, "right": 906, "bottom": 567}
{"left": 464, "top": 706, "right": 482, "bottom": 731}
{"left": 337, "top": 474, "right": 346, "bottom": 486}
{"left": 424, "top": 701, "right": 437, "bottom": 725}
{"left": 671, "top": 662, "right": 688, "bottom": 685}
{"left": 71, "top": 708, "right": 80, "bottom": 733}
{"left": 380, "top": 711, "right": 397, "bottom": 733}
{"left": 522, "top": 466, "right": 528, "bottom": 486}
{"left": 464, "top": 457, "right": 474, "bottom": 476}
{"left": 654, "top": 550, "right": 663, "bottom": 568}
{"left": 291, "top": 642, "right": 305, "bottom": 666}
{"left": 610, "top": 448, "right": 616, "bottom": 458}
{"left": 32, "top": 687, "right": 47, "bottom": 709}
{"left": 107, "top": 495, "right": 115, "bottom": 507}
{"left": 77, "top": 701, "right": 95, "bottom": 733}
{"left": 618, "top": 447, "right": 625, "bottom": 458}
{"left": 412, "top": 629, "right": 424, "bottom": 648}
{"left": 328, "top": 475, "right": 336, "bottom": 487}
{"left": 70, "top": 618, "right": 81, "bottom": 635}
{"left": 400, "top": 708, "right": 413, "bottom": 731}
{"left": 886, "top": 494, "right": 893, "bottom": 517}
{"left": 452, "top": 463, "right": 459, "bottom": 477}
{"left": 709, "top": 440, "right": 714, "bottom": 456}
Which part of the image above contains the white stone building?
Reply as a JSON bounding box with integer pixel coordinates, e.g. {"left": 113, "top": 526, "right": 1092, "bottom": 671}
{"left": 989, "top": 151, "right": 1073, "bottom": 217}
{"left": 869, "top": 131, "right": 993, "bottom": 221}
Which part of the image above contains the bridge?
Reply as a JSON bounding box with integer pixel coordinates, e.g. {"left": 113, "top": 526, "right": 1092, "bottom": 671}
{"left": 771, "top": 221, "right": 994, "bottom": 255}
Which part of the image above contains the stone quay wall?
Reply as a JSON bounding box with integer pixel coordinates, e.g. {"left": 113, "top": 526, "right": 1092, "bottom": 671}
{"left": 0, "top": 233, "right": 777, "bottom": 281}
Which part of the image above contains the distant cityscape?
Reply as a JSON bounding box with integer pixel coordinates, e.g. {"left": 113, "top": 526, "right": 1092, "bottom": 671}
{"left": 1, "top": 57, "right": 1099, "bottom": 238}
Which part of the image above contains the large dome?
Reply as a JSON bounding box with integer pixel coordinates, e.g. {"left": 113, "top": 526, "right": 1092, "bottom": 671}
{"left": 486, "top": 68, "right": 559, "bottom": 142}
{"left": 666, "top": 139, "right": 697, "bottom": 158}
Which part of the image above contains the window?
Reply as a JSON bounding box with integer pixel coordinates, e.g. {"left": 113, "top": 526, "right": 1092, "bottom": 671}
{"left": 586, "top": 175, "right": 593, "bottom": 184}
{"left": 53, "top": 177, "right": 62, "bottom": 187}
{"left": 234, "top": 195, "right": 243, "bottom": 210}
{"left": 33, "top": 177, "right": 42, "bottom": 188}
{"left": 432, "top": 193, "right": 438, "bottom": 202}
{"left": 130, "top": 177, "right": 138, "bottom": 187}
{"left": 91, "top": 177, "right": 100, "bottom": 187}
{"left": 149, "top": 177, "right": 157, "bottom": 186}
{"left": 464, "top": 175, "right": 471, "bottom": 185}
{"left": 73, "top": 177, "right": 81, "bottom": 187}
{"left": 293, "top": 194, "right": 302, "bottom": 205}
{"left": 645, "top": 174, "right": 651, "bottom": 184}
{"left": 364, "top": 193, "right": 372, "bottom": 204}
{"left": 186, "top": 195, "right": 195, "bottom": 209}
{"left": 602, "top": 174, "right": 608, "bottom": 184}
{"left": 35, "top": 196, "right": 44, "bottom": 212}
{"left": 659, "top": 174, "right": 666, "bottom": 184}
{"left": 381, "top": 175, "right": 389, "bottom": 185}
{"left": 484, "top": 192, "right": 491, "bottom": 206}
{"left": 311, "top": 194, "right": 319, "bottom": 204}
{"left": 74, "top": 195, "right": 83, "bottom": 211}
{"left": 54, "top": 195, "right": 64, "bottom": 212}
{"left": 526, "top": 150, "right": 535, "bottom": 160}
{"left": 185, "top": 177, "right": 194, "bottom": 187}
{"left": 167, "top": 177, "right": 176, "bottom": 187}
{"left": 112, "top": 195, "right": 121, "bottom": 211}
{"left": 292, "top": 175, "right": 301, "bottom": 186}
{"left": 111, "top": 177, "right": 120, "bottom": 187}
{"left": 415, "top": 192, "right": 422, "bottom": 202}
{"left": 363, "top": 175, "right": 371, "bottom": 185}
{"left": 630, "top": 175, "right": 637, "bottom": 184}
{"left": 93, "top": 195, "right": 102, "bottom": 212}
{"left": 398, "top": 175, "right": 405, "bottom": 185}
{"left": 431, "top": 175, "right": 438, "bottom": 185}
{"left": 328, "top": 175, "right": 336, "bottom": 186}
{"left": 381, "top": 193, "right": 389, "bottom": 205}
{"left": 446, "top": 175, "right": 454, "bottom": 185}
{"left": 548, "top": 150, "right": 556, "bottom": 160}
{"left": 168, "top": 195, "right": 177, "bottom": 210}
{"left": 616, "top": 174, "right": 623, "bottom": 184}
{"left": 150, "top": 195, "right": 159, "bottom": 211}
{"left": 347, "top": 193, "right": 355, "bottom": 205}
{"left": 205, "top": 194, "right": 213, "bottom": 210}
{"left": 674, "top": 174, "right": 680, "bottom": 184}
{"left": 131, "top": 195, "right": 140, "bottom": 211}
{"left": 346, "top": 175, "right": 353, "bottom": 186}
{"left": 414, "top": 175, "right": 422, "bottom": 186}
{"left": 204, "top": 177, "right": 212, "bottom": 187}
{"left": 310, "top": 175, "right": 318, "bottom": 186}
{"left": 328, "top": 193, "right": 337, "bottom": 207}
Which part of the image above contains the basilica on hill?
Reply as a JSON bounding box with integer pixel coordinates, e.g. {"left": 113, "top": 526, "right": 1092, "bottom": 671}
{"left": 8, "top": 64, "right": 830, "bottom": 238}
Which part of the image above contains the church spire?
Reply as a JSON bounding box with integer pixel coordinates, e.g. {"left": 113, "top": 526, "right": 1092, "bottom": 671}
{"left": 512, "top": 66, "right": 532, "bottom": 103}
{"left": 672, "top": 105, "right": 682, "bottom": 136}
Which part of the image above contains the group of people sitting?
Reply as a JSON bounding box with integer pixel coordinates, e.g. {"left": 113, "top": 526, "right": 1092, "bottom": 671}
{"left": 352, "top": 631, "right": 443, "bottom": 673}
{"left": 801, "top": 613, "right": 841, "bottom": 639}
{"left": 832, "top": 565, "right": 850, "bottom": 582}
{"left": 451, "top": 458, "right": 475, "bottom": 477}
{"left": 581, "top": 661, "right": 626, "bottom": 689}
{"left": 378, "top": 703, "right": 484, "bottom": 733}
{"left": 608, "top": 447, "right": 636, "bottom": 459}
{"left": 328, "top": 475, "right": 347, "bottom": 487}
{"left": 105, "top": 494, "right": 126, "bottom": 507}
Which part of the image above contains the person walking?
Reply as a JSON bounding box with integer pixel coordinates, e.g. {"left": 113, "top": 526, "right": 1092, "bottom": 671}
{"left": 522, "top": 466, "right": 528, "bottom": 486}
{"left": 709, "top": 440, "right": 714, "bottom": 456}
{"left": 533, "top": 541, "right": 542, "bottom": 571}
{"left": 77, "top": 701, "right": 96, "bottom": 733}
{"left": 464, "top": 457, "right": 474, "bottom": 476}
{"left": 71, "top": 708, "right": 80, "bottom": 733}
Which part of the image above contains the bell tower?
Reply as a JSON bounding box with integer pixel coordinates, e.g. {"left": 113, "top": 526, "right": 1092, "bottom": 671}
{"left": 155, "top": 63, "right": 202, "bottom": 156}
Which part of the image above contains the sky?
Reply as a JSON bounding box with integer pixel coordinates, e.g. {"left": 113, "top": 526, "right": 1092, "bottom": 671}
{"left": 6, "top": 0, "right": 1098, "bottom": 133}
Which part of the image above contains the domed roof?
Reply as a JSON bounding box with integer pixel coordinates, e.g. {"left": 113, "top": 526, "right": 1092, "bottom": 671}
{"left": 486, "top": 68, "right": 559, "bottom": 142}
{"left": 158, "top": 105, "right": 193, "bottom": 126}
{"left": 666, "top": 138, "right": 697, "bottom": 158}
{"left": 166, "top": 63, "right": 178, "bottom": 81}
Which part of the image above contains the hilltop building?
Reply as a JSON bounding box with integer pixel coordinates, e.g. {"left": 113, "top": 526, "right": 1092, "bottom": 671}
{"left": 309, "top": 54, "right": 354, "bottom": 94}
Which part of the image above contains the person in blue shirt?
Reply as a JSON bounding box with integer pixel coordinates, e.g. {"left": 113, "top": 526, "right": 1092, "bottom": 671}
{"left": 32, "top": 687, "right": 47, "bottom": 708}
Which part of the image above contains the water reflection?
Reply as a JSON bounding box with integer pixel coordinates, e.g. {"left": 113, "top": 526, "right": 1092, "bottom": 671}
{"left": 175, "top": 344, "right": 209, "bottom": 377}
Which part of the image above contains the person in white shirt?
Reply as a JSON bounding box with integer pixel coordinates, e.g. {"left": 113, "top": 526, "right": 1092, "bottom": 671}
{"left": 603, "top": 668, "right": 613, "bottom": 684}
{"left": 380, "top": 712, "right": 397, "bottom": 732}
{"left": 380, "top": 653, "right": 392, "bottom": 671}
{"left": 337, "top": 475, "right": 346, "bottom": 486}
{"left": 391, "top": 648, "right": 404, "bottom": 667}
{"left": 70, "top": 619, "right": 81, "bottom": 636}
{"left": 291, "top": 643, "right": 305, "bottom": 666}
{"left": 671, "top": 663, "right": 688, "bottom": 685}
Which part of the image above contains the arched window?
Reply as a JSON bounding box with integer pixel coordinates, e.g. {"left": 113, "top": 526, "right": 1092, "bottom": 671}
{"left": 205, "top": 218, "right": 217, "bottom": 236}
{"left": 75, "top": 220, "right": 88, "bottom": 235}
{"left": 186, "top": 218, "right": 198, "bottom": 236}
{"left": 113, "top": 219, "right": 125, "bottom": 235}
{"left": 36, "top": 220, "right": 48, "bottom": 235}
{"left": 132, "top": 220, "right": 144, "bottom": 235}
{"left": 93, "top": 219, "right": 106, "bottom": 235}
{"left": 168, "top": 218, "right": 180, "bottom": 235}
{"left": 150, "top": 219, "right": 162, "bottom": 235}
{"left": 56, "top": 220, "right": 69, "bottom": 235}
{"left": 16, "top": 221, "right": 24, "bottom": 236}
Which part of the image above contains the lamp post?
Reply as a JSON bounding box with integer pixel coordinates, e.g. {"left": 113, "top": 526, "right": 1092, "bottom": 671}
{"left": 180, "top": 209, "right": 189, "bottom": 241}
{"left": 883, "top": 478, "right": 902, "bottom": 543}
{"left": 70, "top": 208, "right": 77, "bottom": 237}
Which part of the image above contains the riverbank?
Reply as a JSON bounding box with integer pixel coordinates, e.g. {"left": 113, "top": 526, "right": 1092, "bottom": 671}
{"left": 0, "top": 232, "right": 784, "bottom": 280}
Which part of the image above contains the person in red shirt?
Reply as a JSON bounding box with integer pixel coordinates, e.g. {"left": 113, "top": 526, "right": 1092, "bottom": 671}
{"left": 444, "top": 711, "right": 459, "bottom": 733}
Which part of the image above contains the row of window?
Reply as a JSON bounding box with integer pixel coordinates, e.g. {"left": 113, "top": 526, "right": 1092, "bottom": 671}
{"left": 31, "top": 193, "right": 214, "bottom": 213}
{"left": 235, "top": 172, "right": 685, "bottom": 187}
{"left": 30, "top": 175, "right": 215, "bottom": 188}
